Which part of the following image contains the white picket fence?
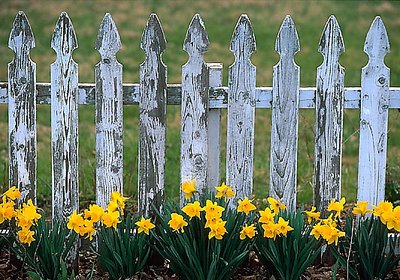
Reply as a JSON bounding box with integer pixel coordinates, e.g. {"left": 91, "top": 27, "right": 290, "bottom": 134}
{"left": 0, "top": 11, "right": 397, "bottom": 221}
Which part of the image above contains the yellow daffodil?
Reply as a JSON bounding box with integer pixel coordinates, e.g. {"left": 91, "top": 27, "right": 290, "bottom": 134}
{"left": 205, "top": 215, "right": 222, "bottom": 229}
{"left": 237, "top": 197, "right": 256, "bottom": 215}
{"left": 327, "top": 197, "right": 346, "bottom": 218}
{"left": 17, "top": 227, "right": 35, "bottom": 246}
{"left": 111, "top": 191, "right": 128, "bottom": 210}
{"left": 311, "top": 222, "right": 324, "bottom": 240}
{"left": 305, "top": 206, "right": 320, "bottom": 223}
{"left": 262, "top": 222, "right": 277, "bottom": 239}
{"left": 107, "top": 200, "right": 119, "bottom": 213}
{"left": 352, "top": 201, "right": 372, "bottom": 217}
{"left": 182, "top": 179, "right": 197, "bottom": 200}
{"left": 240, "top": 224, "right": 256, "bottom": 240}
{"left": 202, "top": 200, "right": 224, "bottom": 218}
{"left": 0, "top": 200, "right": 16, "bottom": 223}
{"left": 259, "top": 207, "right": 275, "bottom": 224}
{"left": 267, "top": 197, "right": 286, "bottom": 214}
{"left": 275, "top": 217, "right": 294, "bottom": 237}
{"left": 168, "top": 213, "right": 188, "bottom": 233}
{"left": 373, "top": 201, "right": 393, "bottom": 224}
{"left": 324, "top": 227, "right": 345, "bottom": 246}
{"left": 208, "top": 220, "right": 227, "bottom": 240}
{"left": 3, "top": 186, "right": 20, "bottom": 201}
{"left": 102, "top": 210, "right": 120, "bottom": 229}
{"left": 215, "top": 182, "right": 235, "bottom": 199}
{"left": 81, "top": 219, "right": 96, "bottom": 240}
{"left": 84, "top": 204, "right": 105, "bottom": 223}
{"left": 135, "top": 216, "right": 155, "bottom": 235}
{"left": 67, "top": 210, "right": 85, "bottom": 234}
{"left": 182, "top": 201, "right": 202, "bottom": 220}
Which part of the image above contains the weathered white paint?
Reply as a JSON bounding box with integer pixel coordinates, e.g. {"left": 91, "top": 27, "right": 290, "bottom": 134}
{"left": 314, "top": 15, "right": 345, "bottom": 214}
{"left": 50, "top": 12, "right": 79, "bottom": 222}
{"left": 226, "top": 14, "right": 256, "bottom": 201}
{"left": 180, "top": 14, "right": 209, "bottom": 203}
{"left": 8, "top": 11, "right": 37, "bottom": 203}
{"left": 358, "top": 17, "right": 390, "bottom": 206}
{"left": 270, "top": 16, "right": 300, "bottom": 212}
{"left": 95, "top": 13, "right": 123, "bottom": 208}
{"left": 207, "top": 63, "right": 223, "bottom": 189}
{"left": 138, "top": 14, "right": 167, "bottom": 217}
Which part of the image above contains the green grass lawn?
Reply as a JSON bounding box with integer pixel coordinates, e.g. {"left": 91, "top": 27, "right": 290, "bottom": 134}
{"left": 1, "top": 0, "right": 400, "bottom": 210}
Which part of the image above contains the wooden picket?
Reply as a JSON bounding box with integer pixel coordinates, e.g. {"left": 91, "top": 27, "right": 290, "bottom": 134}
{"left": 269, "top": 15, "right": 300, "bottom": 212}
{"left": 138, "top": 13, "right": 167, "bottom": 216}
{"left": 314, "top": 15, "right": 345, "bottom": 214}
{"left": 51, "top": 12, "right": 79, "bottom": 222}
{"left": 180, "top": 14, "right": 209, "bottom": 202}
{"left": 226, "top": 15, "right": 256, "bottom": 201}
{"left": 1, "top": 11, "right": 400, "bottom": 225}
{"left": 95, "top": 13, "right": 123, "bottom": 209}
{"left": 358, "top": 16, "right": 390, "bottom": 206}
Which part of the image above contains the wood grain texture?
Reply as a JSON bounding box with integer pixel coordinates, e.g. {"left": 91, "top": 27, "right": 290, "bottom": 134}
{"left": 358, "top": 16, "right": 390, "bottom": 206}
{"left": 180, "top": 14, "right": 209, "bottom": 202}
{"left": 95, "top": 13, "right": 123, "bottom": 208}
{"left": 270, "top": 16, "right": 300, "bottom": 212}
{"left": 138, "top": 13, "right": 167, "bottom": 217}
{"left": 314, "top": 16, "right": 345, "bottom": 214}
{"left": 226, "top": 14, "right": 256, "bottom": 201}
{"left": 8, "top": 11, "right": 37, "bottom": 203}
{"left": 207, "top": 63, "right": 223, "bottom": 189}
{"left": 50, "top": 12, "right": 79, "bottom": 222}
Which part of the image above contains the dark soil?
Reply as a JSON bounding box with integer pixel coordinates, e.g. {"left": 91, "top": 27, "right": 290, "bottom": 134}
{"left": 0, "top": 248, "right": 399, "bottom": 280}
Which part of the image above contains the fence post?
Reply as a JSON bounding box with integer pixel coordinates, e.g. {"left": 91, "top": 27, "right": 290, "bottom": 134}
{"left": 95, "top": 13, "right": 123, "bottom": 208}
{"left": 180, "top": 14, "right": 209, "bottom": 203}
{"left": 270, "top": 16, "right": 300, "bottom": 212}
{"left": 226, "top": 14, "right": 256, "bottom": 201}
{"left": 207, "top": 63, "right": 222, "bottom": 190}
{"left": 358, "top": 17, "right": 390, "bottom": 206}
{"left": 314, "top": 16, "right": 345, "bottom": 214}
{"left": 8, "top": 11, "right": 37, "bottom": 203}
{"left": 138, "top": 13, "right": 167, "bottom": 217}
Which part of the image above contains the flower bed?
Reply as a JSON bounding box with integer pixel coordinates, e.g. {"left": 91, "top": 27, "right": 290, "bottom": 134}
{"left": 0, "top": 182, "right": 399, "bottom": 279}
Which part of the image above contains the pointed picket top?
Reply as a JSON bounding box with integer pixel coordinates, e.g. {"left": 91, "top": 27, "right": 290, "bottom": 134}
{"left": 51, "top": 12, "right": 77, "bottom": 56}
{"left": 96, "top": 13, "right": 121, "bottom": 58}
{"left": 230, "top": 14, "right": 256, "bottom": 60}
{"left": 141, "top": 13, "right": 166, "bottom": 56}
{"left": 183, "top": 14, "right": 209, "bottom": 57}
{"left": 364, "top": 16, "right": 389, "bottom": 62}
{"left": 275, "top": 15, "right": 299, "bottom": 57}
{"left": 318, "top": 15, "right": 344, "bottom": 62}
{"left": 8, "top": 11, "right": 35, "bottom": 55}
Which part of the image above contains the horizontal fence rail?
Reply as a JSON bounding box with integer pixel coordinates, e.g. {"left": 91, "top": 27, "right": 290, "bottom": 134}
{"left": 2, "top": 83, "right": 400, "bottom": 108}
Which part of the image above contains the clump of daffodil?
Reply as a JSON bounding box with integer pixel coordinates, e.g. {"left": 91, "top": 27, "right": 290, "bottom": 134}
{"left": 310, "top": 213, "right": 344, "bottom": 246}
{"left": 202, "top": 199, "right": 227, "bottom": 239}
{"left": 135, "top": 216, "right": 155, "bottom": 235}
{"left": 0, "top": 187, "right": 42, "bottom": 246}
{"left": 182, "top": 179, "right": 197, "bottom": 200}
{"left": 15, "top": 199, "right": 42, "bottom": 246}
{"left": 372, "top": 201, "right": 400, "bottom": 232}
{"left": 67, "top": 191, "right": 127, "bottom": 240}
{"left": 258, "top": 197, "right": 293, "bottom": 239}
